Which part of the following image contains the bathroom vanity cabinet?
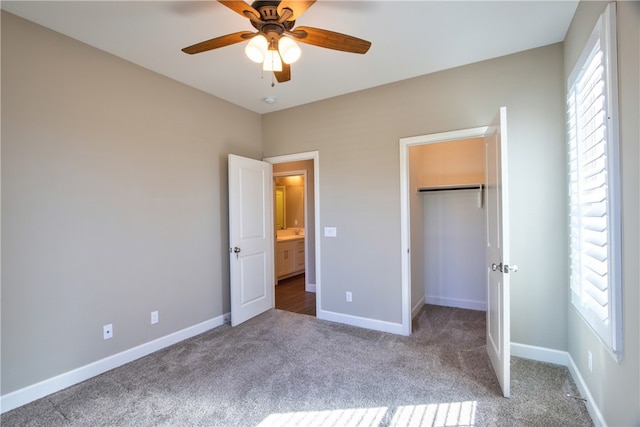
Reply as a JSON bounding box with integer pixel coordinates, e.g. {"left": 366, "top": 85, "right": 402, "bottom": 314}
{"left": 276, "top": 238, "right": 305, "bottom": 280}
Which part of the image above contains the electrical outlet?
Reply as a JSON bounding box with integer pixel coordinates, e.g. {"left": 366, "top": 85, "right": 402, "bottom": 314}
{"left": 151, "top": 310, "right": 159, "bottom": 325}
{"left": 346, "top": 291, "right": 352, "bottom": 302}
{"left": 588, "top": 350, "right": 593, "bottom": 372}
{"left": 103, "top": 324, "right": 113, "bottom": 340}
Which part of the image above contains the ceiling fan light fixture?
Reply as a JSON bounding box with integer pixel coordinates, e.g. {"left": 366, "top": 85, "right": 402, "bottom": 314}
{"left": 262, "top": 50, "right": 283, "bottom": 72}
{"left": 278, "top": 36, "right": 301, "bottom": 64}
{"left": 182, "top": 0, "right": 372, "bottom": 85}
{"left": 245, "top": 34, "right": 268, "bottom": 63}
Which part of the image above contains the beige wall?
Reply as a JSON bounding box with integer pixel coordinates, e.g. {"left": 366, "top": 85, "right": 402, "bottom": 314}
{"left": 1, "top": 12, "right": 262, "bottom": 394}
{"left": 563, "top": 2, "right": 640, "bottom": 425}
{"left": 263, "top": 43, "right": 567, "bottom": 344}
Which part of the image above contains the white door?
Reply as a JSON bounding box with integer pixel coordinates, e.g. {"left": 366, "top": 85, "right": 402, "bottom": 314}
{"left": 228, "top": 154, "right": 274, "bottom": 326}
{"left": 485, "top": 106, "right": 512, "bottom": 397}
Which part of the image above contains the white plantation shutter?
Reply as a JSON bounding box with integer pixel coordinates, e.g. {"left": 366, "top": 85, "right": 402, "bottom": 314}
{"left": 567, "top": 3, "right": 621, "bottom": 354}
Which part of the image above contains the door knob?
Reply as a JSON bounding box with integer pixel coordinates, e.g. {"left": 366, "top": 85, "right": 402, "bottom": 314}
{"left": 504, "top": 264, "right": 518, "bottom": 273}
{"left": 232, "top": 247, "right": 241, "bottom": 259}
{"left": 491, "top": 262, "right": 518, "bottom": 273}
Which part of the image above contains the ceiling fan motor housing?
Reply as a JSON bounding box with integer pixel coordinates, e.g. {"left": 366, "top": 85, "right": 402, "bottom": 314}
{"left": 249, "top": 0, "right": 296, "bottom": 49}
{"left": 251, "top": 0, "right": 281, "bottom": 16}
{"left": 250, "top": 1, "right": 295, "bottom": 31}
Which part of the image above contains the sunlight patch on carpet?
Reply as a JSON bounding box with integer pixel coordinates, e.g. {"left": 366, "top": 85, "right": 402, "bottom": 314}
{"left": 391, "top": 401, "right": 477, "bottom": 426}
{"left": 257, "top": 406, "right": 388, "bottom": 426}
{"left": 257, "top": 401, "right": 477, "bottom": 426}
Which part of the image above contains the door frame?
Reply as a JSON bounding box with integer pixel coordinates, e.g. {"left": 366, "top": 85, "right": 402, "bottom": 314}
{"left": 264, "top": 151, "right": 321, "bottom": 314}
{"left": 399, "top": 127, "right": 488, "bottom": 335}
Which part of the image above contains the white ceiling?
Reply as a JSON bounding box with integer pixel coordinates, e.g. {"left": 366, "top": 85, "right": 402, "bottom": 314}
{"left": 2, "top": 1, "right": 578, "bottom": 114}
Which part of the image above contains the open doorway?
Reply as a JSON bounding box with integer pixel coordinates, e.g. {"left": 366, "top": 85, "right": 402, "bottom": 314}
{"left": 273, "top": 171, "right": 314, "bottom": 316}
{"left": 399, "top": 127, "right": 489, "bottom": 334}
{"left": 265, "top": 152, "right": 320, "bottom": 317}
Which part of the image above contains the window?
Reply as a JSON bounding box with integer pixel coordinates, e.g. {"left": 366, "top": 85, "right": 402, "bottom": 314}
{"left": 567, "top": 3, "right": 622, "bottom": 355}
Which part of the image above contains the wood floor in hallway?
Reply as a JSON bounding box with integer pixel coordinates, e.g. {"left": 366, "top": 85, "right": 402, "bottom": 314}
{"left": 275, "top": 274, "right": 316, "bottom": 316}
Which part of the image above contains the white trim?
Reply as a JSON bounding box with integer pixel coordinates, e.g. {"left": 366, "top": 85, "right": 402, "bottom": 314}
{"left": 510, "top": 342, "right": 569, "bottom": 366}
{"left": 510, "top": 343, "right": 605, "bottom": 427}
{"left": 317, "top": 309, "right": 405, "bottom": 335}
{"left": 264, "top": 151, "right": 321, "bottom": 315}
{"left": 425, "top": 296, "right": 486, "bottom": 312}
{"left": 399, "top": 127, "right": 488, "bottom": 337}
{"left": 0, "top": 314, "right": 228, "bottom": 414}
{"left": 401, "top": 127, "right": 489, "bottom": 146}
{"left": 399, "top": 137, "right": 412, "bottom": 336}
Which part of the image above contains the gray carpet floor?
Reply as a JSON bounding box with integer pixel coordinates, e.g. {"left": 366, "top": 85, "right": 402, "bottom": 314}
{"left": 2, "top": 305, "right": 593, "bottom": 426}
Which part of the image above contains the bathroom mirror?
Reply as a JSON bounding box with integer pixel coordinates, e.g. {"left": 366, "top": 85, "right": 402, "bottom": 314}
{"left": 274, "top": 175, "right": 304, "bottom": 230}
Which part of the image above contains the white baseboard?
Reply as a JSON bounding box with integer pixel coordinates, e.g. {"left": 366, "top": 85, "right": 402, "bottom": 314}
{"left": 425, "top": 296, "right": 486, "bottom": 311}
{"left": 317, "top": 309, "right": 405, "bottom": 335}
{"left": 1, "top": 314, "right": 228, "bottom": 414}
{"left": 412, "top": 296, "right": 425, "bottom": 319}
{"left": 510, "top": 342, "right": 569, "bottom": 366}
{"left": 305, "top": 282, "right": 316, "bottom": 293}
{"left": 510, "top": 342, "right": 605, "bottom": 427}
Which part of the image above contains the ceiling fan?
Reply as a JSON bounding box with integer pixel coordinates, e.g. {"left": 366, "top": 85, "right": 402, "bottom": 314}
{"left": 182, "top": 0, "right": 372, "bottom": 84}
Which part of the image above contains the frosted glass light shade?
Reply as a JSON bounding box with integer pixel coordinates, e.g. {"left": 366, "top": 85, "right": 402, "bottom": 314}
{"left": 262, "top": 50, "right": 283, "bottom": 71}
{"left": 245, "top": 35, "right": 268, "bottom": 63}
{"left": 278, "top": 36, "right": 301, "bottom": 64}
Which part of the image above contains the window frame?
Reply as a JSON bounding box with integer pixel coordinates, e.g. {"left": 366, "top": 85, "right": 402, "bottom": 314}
{"left": 566, "top": 2, "right": 622, "bottom": 357}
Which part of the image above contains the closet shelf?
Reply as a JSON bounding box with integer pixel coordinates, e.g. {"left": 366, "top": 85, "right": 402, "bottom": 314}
{"left": 418, "top": 183, "right": 484, "bottom": 193}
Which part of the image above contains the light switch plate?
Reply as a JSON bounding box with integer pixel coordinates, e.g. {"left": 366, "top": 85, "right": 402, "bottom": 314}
{"left": 324, "top": 227, "right": 337, "bottom": 237}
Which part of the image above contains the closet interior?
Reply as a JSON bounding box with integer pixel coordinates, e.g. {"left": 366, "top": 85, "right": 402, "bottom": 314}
{"left": 410, "top": 137, "right": 488, "bottom": 312}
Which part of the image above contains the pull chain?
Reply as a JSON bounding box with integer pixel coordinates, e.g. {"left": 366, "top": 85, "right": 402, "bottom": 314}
{"left": 260, "top": 67, "right": 275, "bottom": 87}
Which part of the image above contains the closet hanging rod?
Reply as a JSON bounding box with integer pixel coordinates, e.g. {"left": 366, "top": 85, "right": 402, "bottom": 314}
{"left": 418, "top": 183, "right": 484, "bottom": 193}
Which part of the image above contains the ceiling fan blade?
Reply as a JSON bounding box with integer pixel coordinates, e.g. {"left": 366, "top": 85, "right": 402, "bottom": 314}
{"left": 291, "top": 26, "right": 371, "bottom": 54}
{"left": 274, "top": 62, "right": 291, "bottom": 83}
{"left": 182, "top": 31, "right": 254, "bottom": 54}
{"left": 218, "top": 0, "right": 260, "bottom": 21}
{"left": 277, "top": 1, "right": 316, "bottom": 21}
